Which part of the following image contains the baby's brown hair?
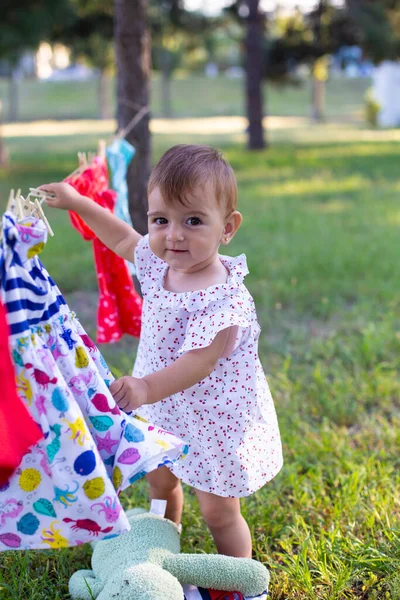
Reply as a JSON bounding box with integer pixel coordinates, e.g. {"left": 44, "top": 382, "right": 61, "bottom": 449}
{"left": 148, "top": 145, "right": 238, "bottom": 215}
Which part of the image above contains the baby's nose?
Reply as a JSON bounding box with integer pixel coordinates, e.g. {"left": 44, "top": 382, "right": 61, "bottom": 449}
{"left": 167, "top": 225, "right": 184, "bottom": 241}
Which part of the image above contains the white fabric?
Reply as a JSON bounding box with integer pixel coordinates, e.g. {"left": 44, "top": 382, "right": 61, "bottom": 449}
{"left": 133, "top": 236, "right": 283, "bottom": 497}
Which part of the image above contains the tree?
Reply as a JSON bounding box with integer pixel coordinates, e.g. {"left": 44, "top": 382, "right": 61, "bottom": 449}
{"left": 149, "top": 0, "right": 214, "bottom": 118}
{"left": 225, "top": 0, "right": 266, "bottom": 149}
{"left": 245, "top": 0, "right": 265, "bottom": 149}
{"left": 1, "top": 0, "right": 71, "bottom": 161}
{"left": 114, "top": 0, "right": 151, "bottom": 236}
{"left": 51, "top": 3, "right": 115, "bottom": 119}
{"left": 265, "top": 1, "right": 357, "bottom": 121}
{"left": 345, "top": 0, "right": 400, "bottom": 62}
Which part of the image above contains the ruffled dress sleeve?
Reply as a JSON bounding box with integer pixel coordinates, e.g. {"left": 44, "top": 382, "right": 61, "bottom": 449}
{"left": 134, "top": 234, "right": 155, "bottom": 286}
{"left": 176, "top": 254, "right": 259, "bottom": 356}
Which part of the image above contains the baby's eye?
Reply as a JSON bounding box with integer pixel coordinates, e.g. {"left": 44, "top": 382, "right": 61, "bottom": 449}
{"left": 153, "top": 217, "right": 168, "bottom": 225}
{"left": 186, "top": 217, "right": 202, "bottom": 226}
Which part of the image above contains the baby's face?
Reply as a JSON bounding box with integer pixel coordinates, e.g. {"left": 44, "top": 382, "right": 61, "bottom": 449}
{"left": 147, "top": 184, "right": 227, "bottom": 273}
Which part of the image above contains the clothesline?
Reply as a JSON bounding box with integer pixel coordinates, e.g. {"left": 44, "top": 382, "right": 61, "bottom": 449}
{"left": 115, "top": 104, "right": 150, "bottom": 141}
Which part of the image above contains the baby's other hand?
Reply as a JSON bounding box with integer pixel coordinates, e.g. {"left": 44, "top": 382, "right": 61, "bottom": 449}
{"left": 110, "top": 376, "right": 149, "bottom": 412}
{"left": 38, "top": 182, "right": 84, "bottom": 211}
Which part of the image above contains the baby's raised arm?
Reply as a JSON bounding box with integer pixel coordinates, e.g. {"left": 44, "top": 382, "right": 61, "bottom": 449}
{"left": 110, "top": 327, "right": 231, "bottom": 411}
{"left": 39, "top": 182, "right": 142, "bottom": 263}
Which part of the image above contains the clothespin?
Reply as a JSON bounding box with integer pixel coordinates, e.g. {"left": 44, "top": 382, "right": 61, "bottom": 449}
{"left": 20, "top": 195, "right": 35, "bottom": 218}
{"left": 29, "top": 187, "right": 56, "bottom": 200}
{"left": 33, "top": 199, "right": 54, "bottom": 237}
{"left": 14, "top": 193, "right": 24, "bottom": 221}
{"left": 6, "top": 188, "right": 22, "bottom": 218}
{"left": 1, "top": 189, "right": 18, "bottom": 241}
{"left": 26, "top": 189, "right": 55, "bottom": 237}
{"left": 78, "top": 152, "right": 87, "bottom": 168}
{"left": 65, "top": 151, "right": 89, "bottom": 182}
{"left": 0, "top": 190, "right": 15, "bottom": 241}
{"left": 98, "top": 139, "right": 106, "bottom": 159}
{"left": 6, "top": 189, "right": 14, "bottom": 211}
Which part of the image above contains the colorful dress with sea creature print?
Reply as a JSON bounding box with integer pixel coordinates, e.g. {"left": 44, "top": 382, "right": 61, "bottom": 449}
{"left": 0, "top": 213, "right": 188, "bottom": 551}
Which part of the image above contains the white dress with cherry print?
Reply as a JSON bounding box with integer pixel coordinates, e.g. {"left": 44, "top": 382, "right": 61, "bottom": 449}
{"left": 133, "top": 235, "right": 283, "bottom": 497}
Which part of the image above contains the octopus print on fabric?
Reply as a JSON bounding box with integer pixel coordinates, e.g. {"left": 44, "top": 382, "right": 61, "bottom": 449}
{"left": 0, "top": 214, "right": 188, "bottom": 551}
{"left": 133, "top": 235, "right": 283, "bottom": 498}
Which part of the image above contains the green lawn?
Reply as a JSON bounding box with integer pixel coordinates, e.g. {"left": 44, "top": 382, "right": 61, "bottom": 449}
{"left": 0, "top": 124, "right": 399, "bottom": 599}
{"left": 0, "top": 74, "right": 370, "bottom": 121}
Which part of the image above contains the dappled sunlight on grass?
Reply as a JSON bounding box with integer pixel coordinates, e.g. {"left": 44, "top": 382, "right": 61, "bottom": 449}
{"left": 312, "top": 200, "right": 349, "bottom": 213}
{"left": 385, "top": 211, "right": 400, "bottom": 225}
{"left": 252, "top": 174, "right": 369, "bottom": 199}
{"left": 298, "top": 141, "right": 400, "bottom": 160}
{"left": 3, "top": 116, "right": 400, "bottom": 146}
{"left": 1, "top": 127, "right": 400, "bottom": 600}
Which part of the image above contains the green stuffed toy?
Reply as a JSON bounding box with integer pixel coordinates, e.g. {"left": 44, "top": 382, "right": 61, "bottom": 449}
{"left": 69, "top": 508, "right": 270, "bottom": 600}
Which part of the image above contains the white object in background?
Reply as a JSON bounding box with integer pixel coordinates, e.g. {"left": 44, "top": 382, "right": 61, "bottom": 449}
{"left": 150, "top": 499, "right": 167, "bottom": 517}
{"left": 373, "top": 61, "right": 400, "bottom": 127}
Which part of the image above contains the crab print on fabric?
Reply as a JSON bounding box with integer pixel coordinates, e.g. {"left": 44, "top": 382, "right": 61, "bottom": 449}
{"left": 0, "top": 213, "right": 188, "bottom": 551}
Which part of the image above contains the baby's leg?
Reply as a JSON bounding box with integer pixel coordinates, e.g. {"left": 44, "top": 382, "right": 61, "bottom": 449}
{"left": 196, "top": 489, "right": 252, "bottom": 558}
{"left": 146, "top": 466, "right": 183, "bottom": 524}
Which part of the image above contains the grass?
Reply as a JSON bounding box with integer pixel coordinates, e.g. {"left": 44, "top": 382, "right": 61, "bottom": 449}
{"left": 0, "top": 74, "right": 370, "bottom": 121}
{"left": 0, "top": 119, "right": 399, "bottom": 599}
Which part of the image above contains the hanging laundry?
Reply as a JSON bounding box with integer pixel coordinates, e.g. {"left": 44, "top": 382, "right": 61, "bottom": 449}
{"left": 0, "top": 213, "right": 188, "bottom": 551}
{"left": 0, "top": 299, "right": 42, "bottom": 485}
{"left": 106, "top": 138, "right": 136, "bottom": 276}
{"left": 65, "top": 156, "right": 142, "bottom": 344}
{"left": 106, "top": 138, "right": 135, "bottom": 226}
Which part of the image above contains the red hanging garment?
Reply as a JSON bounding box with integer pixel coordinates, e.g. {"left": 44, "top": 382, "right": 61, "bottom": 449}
{"left": 0, "top": 300, "right": 42, "bottom": 485}
{"left": 65, "top": 157, "right": 142, "bottom": 344}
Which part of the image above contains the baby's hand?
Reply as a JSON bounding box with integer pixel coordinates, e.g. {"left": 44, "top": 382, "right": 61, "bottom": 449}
{"left": 38, "top": 182, "right": 84, "bottom": 211}
{"left": 110, "top": 376, "right": 149, "bottom": 412}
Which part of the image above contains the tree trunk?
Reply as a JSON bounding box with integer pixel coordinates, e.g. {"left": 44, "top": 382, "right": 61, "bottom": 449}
{"left": 311, "top": 75, "right": 325, "bottom": 121}
{"left": 245, "top": 0, "right": 265, "bottom": 150}
{"left": 160, "top": 50, "right": 172, "bottom": 118}
{"left": 114, "top": 0, "right": 151, "bottom": 236}
{"left": 8, "top": 70, "right": 19, "bottom": 123}
{"left": 98, "top": 70, "right": 112, "bottom": 119}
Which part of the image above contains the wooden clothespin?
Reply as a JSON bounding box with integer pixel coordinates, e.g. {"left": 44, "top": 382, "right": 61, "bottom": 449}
{"left": 29, "top": 187, "right": 56, "bottom": 200}
{"left": 20, "top": 195, "right": 35, "bottom": 218}
{"left": 33, "top": 199, "right": 54, "bottom": 237}
{"left": 5, "top": 189, "right": 15, "bottom": 214}
{"left": 6, "top": 188, "right": 22, "bottom": 218}
{"left": 78, "top": 152, "right": 87, "bottom": 168}
{"left": 98, "top": 139, "right": 106, "bottom": 159}
{"left": 0, "top": 190, "right": 15, "bottom": 241}
{"left": 26, "top": 189, "right": 55, "bottom": 237}
{"left": 1, "top": 189, "right": 18, "bottom": 241}
{"left": 14, "top": 192, "right": 24, "bottom": 221}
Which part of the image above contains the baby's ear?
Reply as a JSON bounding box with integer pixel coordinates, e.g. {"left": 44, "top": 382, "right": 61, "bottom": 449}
{"left": 222, "top": 211, "right": 242, "bottom": 244}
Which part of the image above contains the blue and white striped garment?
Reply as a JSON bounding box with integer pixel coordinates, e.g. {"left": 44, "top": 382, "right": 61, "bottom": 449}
{"left": 0, "top": 212, "right": 188, "bottom": 551}
{"left": 0, "top": 212, "right": 67, "bottom": 338}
